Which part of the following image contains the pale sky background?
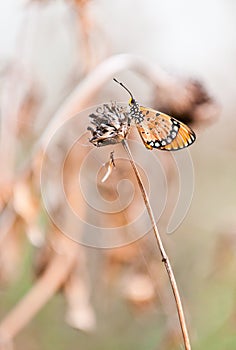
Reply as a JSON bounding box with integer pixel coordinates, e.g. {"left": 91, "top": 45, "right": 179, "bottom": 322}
{"left": 0, "top": 0, "right": 236, "bottom": 144}
{"left": 1, "top": 0, "right": 235, "bottom": 109}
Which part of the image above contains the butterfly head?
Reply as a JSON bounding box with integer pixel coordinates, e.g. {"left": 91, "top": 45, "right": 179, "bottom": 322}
{"left": 129, "top": 96, "right": 138, "bottom": 107}
{"left": 113, "top": 78, "right": 141, "bottom": 120}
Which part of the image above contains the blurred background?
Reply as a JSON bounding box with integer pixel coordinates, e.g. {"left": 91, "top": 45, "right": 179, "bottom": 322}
{"left": 0, "top": 1, "right": 236, "bottom": 349}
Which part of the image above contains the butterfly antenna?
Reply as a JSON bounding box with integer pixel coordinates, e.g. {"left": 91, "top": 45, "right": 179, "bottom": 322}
{"left": 113, "top": 78, "right": 134, "bottom": 100}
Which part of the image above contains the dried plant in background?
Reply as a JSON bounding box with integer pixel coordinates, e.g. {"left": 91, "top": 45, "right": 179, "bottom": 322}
{"left": 152, "top": 78, "right": 219, "bottom": 129}
{"left": 0, "top": 37, "right": 219, "bottom": 350}
{"left": 68, "top": 0, "right": 110, "bottom": 74}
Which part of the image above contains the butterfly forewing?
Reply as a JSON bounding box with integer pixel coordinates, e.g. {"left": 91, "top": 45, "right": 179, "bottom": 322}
{"left": 136, "top": 106, "right": 196, "bottom": 151}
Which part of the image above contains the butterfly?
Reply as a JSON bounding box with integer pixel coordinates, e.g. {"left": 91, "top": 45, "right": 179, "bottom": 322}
{"left": 113, "top": 78, "right": 196, "bottom": 151}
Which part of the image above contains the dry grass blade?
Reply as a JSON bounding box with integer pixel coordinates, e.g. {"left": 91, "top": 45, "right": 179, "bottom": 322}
{"left": 122, "top": 139, "right": 191, "bottom": 350}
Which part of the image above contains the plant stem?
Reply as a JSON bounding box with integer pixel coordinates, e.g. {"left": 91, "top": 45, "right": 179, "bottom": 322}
{"left": 122, "top": 139, "right": 191, "bottom": 350}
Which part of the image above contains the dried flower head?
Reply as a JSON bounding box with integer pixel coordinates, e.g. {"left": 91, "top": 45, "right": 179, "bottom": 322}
{"left": 152, "top": 79, "right": 219, "bottom": 127}
{"left": 88, "top": 102, "right": 130, "bottom": 147}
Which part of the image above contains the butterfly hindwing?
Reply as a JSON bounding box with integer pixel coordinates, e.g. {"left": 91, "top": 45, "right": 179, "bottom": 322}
{"left": 160, "top": 122, "right": 196, "bottom": 151}
{"left": 136, "top": 106, "right": 196, "bottom": 151}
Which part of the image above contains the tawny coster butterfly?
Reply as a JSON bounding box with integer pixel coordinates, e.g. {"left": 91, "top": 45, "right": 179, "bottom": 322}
{"left": 113, "top": 78, "right": 196, "bottom": 151}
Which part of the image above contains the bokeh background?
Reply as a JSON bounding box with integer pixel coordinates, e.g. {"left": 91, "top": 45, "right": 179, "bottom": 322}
{"left": 0, "top": 1, "right": 236, "bottom": 349}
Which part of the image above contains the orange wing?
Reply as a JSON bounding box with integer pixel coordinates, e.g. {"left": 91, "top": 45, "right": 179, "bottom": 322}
{"left": 135, "top": 106, "right": 196, "bottom": 151}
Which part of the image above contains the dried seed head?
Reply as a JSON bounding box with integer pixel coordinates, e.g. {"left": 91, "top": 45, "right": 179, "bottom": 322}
{"left": 152, "top": 79, "right": 219, "bottom": 127}
{"left": 88, "top": 102, "right": 131, "bottom": 147}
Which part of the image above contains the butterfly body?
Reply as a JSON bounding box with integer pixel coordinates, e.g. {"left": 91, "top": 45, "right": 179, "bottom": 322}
{"left": 114, "top": 78, "right": 196, "bottom": 151}
{"left": 129, "top": 99, "right": 144, "bottom": 123}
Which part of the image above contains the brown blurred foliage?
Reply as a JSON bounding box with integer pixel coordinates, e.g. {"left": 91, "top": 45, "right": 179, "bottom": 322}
{"left": 0, "top": 1, "right": 221, "bottom": 349}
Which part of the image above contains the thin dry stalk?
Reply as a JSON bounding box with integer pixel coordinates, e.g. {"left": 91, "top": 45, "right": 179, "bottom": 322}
{"left": 122, "top": 139, "right": 191, "bottom": 350}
